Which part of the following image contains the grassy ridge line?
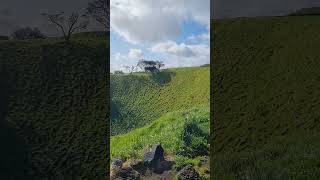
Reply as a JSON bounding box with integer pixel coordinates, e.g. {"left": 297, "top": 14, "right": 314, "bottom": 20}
{"left": 212, "top": 16, "right": 320, "bottom": 177}
{"left": 111, "top": 67, "right": 210, "bottom": 135}
{"left": 110, "top": 106, "right": 209, "bottom": 161}
{"left": 0, "top": 38, "right": 108, "bottom": 179}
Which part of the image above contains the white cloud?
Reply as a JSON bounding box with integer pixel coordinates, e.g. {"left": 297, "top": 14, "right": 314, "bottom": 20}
{"left": 161, "top": 52, "right": 209, "bottom": 69}
{"left": 111, "top": 0, "right": 210, "bottom": 44}
{"left": 111, "top": 0, "right": 210, "bottom": 71}
{"left": 151, "top": 41, "right": 195, "bottom": 57}
{"left": 111, "top": 48, "right": 144, "bottom": 72}
{"left": 150, "top": 40, "right": 210, "bottom": 68}
{"left": 111, "top": 43, "right": 209, "bottom": 72}
{"left": 151, "top": 41, "right": 209, "bottom": 58}
{"left": 128, "top": 48, "right": 144, "bottom": 59}
{"left": 187, "top": 32, "right": 210, "bottom": 44}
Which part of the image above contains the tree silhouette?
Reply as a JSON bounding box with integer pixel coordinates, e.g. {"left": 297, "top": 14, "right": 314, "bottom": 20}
{"left": 41, "top": 12, "right": 88, "bottom": 42}
{"left": 86, "top": 0, "right": 109, "bottom": 31}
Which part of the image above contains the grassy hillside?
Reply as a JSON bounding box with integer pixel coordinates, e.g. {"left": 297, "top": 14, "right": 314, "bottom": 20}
{"left": 111, "top": 106, "right": 210, "bottom": 179}
{"left": 212, "top": 15, "right": 320, "bottom": 178}
{"left": 111, "top": 67, "right": 210, "bottom": 135}
{"left": 111, "top": 67, "right": 210, "bottom": 178}
{"left": 111, "top": 106, "right": 209, "bottom": 160}
{"left": 0, "top": 36, "right": 108, "bottom": 179}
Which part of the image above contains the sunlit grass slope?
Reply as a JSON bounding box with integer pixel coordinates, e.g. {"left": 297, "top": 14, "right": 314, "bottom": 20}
{"left": 111, "top": 67, "right": 210, "bottom": 135}
{"left": 111, "top": 106, "right": 209, "bottom": 160}
{"left": 212, "top": 15, "right": 320, "bottom": 178}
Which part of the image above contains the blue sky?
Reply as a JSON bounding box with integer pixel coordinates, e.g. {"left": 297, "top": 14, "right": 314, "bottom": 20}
{"left": 110, "top": 0, "right": 210, "bottom": 72}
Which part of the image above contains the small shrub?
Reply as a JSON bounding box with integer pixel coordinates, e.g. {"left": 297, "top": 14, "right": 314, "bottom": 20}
{"left": 176, "top": 115, "right": 209, "bottom": 158}
{"left": 174, "top": 156, "right": 197, "bottom": 170}
{"left": 11, "top": 27, "right": 46, "bottom": 40}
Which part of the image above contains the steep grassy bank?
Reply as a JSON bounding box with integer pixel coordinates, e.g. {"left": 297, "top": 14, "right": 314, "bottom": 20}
{"left": 111, "top": 67, "right": 210, "bottom": 135}
{"left": 111, "top": 106, "right": 210, "bottom": 179}
{"left": 212, "top": 15, "right": 320, "bottom": 178}
{"left": 0, "top": 37, "right": 108, "bottom": 179}
{"left": 111, "top": 106, "right": 209, "bottom": 160}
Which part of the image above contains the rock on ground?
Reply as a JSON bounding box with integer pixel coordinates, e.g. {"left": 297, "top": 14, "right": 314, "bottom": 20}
{"left": 177, "top": 165, "right": 200, "bottom": 180}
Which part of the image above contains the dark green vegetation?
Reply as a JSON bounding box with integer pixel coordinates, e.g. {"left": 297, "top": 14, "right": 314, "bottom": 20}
{"left": 0, "top": 34, "right": 108, "bottom": 179}
{"left": 212, "top": 15, "right": 320, "bottom": 179}
{"left": 111, "top": 67, "right": 210, "bottom": 179}
{"left": 111, "top": 67, "right": 210, "bottom": 135}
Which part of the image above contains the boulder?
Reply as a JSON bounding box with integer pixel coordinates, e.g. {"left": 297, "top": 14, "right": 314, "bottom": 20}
{"left": 111, "top": 167, "right": 140, "bottom": 180}
{"left": 143, "top": 144, "right": 165, "bottom": 173}
{"left": 143, "top": 144, "right": 165, "bottom": 163}
{"left": 111, "top": 158, "right": 123, "bottom": 169}
{"left": 129, "top": 159, "right": 147, "bottom": 174}
{"left": 177, "top": 165, "right": 200, "bottom": 180}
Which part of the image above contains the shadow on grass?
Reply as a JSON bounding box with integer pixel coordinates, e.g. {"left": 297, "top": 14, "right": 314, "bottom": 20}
{"left": 0, "top": 64, "right": 32, "bottom": 179}
{"left": 149, "top": 70, "right": 176, "bottom": 85}
{"left": 212, "top": 132, "right": 320, "bottom": 179}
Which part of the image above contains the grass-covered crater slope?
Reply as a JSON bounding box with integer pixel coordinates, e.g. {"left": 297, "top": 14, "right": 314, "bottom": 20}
{"left": 111, "top": 67, "right": 210, "bottom": 135}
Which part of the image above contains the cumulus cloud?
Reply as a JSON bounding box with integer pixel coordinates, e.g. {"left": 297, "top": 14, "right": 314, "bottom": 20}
{"left": 111, "top": 0, "right": 210, "bottom": 71}
{"left": 128, "top": 49, "right": 144, "bottom": 59}
{"left": 150, "top": 40, "right": 209, "bottom": 68}
{"left": 111, "top": 42, "right": 209, "bottom": 72}
{"left": 111, "top": 0, "right": 210, "bottom": 44}
{"left": 151, "top": 41, "right": 209, "bottom": 58}
{"left": 111, "top": 48, "right": 144, "bottom": 72}
{"left": 186, "top": 32, "right": 210, "bottom": 44}
{"left": 160, "top": 51, "right": 209, "bottom": 69}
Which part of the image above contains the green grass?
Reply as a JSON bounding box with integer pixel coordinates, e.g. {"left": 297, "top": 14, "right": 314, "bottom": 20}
{"left": 111, "top": 67, "right": 210, "bottom": 135}
{"left": 0, "top": 35, "right": 108, "bottom": 179}
{"left": 111, "top": 105, "right": 210, "bottom": 180}
{"left": 212, "top": 15, "right": 320, "bottom": 178}
{"left": 212, "top": 132, "right": 320, "bottom": 179}
{"left": 110, "top": 106, "right": 209, "bottom": 161}
{"left": 111, "top": 64, "right": 210, "bottom": 178}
